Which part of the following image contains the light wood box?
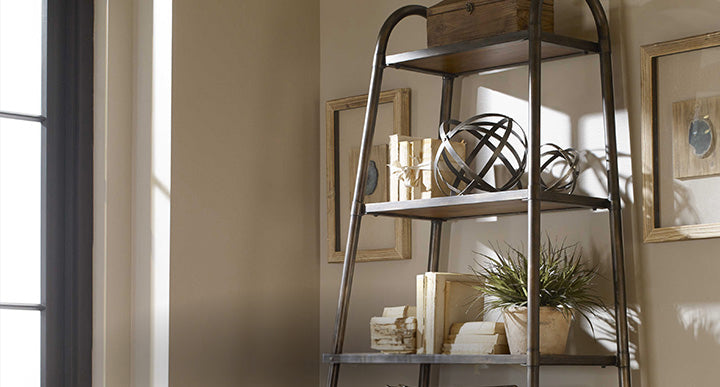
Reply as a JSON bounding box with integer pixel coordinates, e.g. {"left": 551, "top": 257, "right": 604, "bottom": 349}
{"left": 416, "top": 272, "right": 484, "bottom": 354}
{"left": 389, "top": 135, "right": 466, "bottom": 201}
{"left": 411, "top": 138, "right": 466, "bottom": 200}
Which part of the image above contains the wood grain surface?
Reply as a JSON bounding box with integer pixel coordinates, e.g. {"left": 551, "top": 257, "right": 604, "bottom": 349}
{"left": 672, "top": 96, "right": 720, "bottom": 178}
{"left": 427, "top": 0, "right": 553, "bottom": 47}
{"left": 326, "top": 88, "right": 411, "bottom": 262}
{"left": 641, "top": 31, "right": 720, "bottom": 242}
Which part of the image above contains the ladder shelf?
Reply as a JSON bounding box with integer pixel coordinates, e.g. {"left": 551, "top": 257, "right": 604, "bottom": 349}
{"left": 326, "top": 2, "right": 631, "bottom": 387}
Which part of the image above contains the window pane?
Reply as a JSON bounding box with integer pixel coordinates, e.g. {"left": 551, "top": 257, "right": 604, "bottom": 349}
{"left": 0, "top": 118, "right": 41, "bottom": 304}
{"left": 0, "top": 0, "right": 43, "bottom": 115}
{"left": 0, "top": 309, "right": 40, "bottom": 387}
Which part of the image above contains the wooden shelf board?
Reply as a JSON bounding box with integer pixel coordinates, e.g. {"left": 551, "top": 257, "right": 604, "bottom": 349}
{"left": 364, "top": 190, "right": 610, "bottom": 221}
{"left": 322, "top": 353, "right": 617, "bottom": 367}
{"left": 385, "top": 31, "right": 600, "bottom": 76}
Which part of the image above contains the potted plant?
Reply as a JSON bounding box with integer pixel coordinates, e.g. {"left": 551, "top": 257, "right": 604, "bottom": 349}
{"left": 470, "top": 238, "right": 605, "bottom": 355}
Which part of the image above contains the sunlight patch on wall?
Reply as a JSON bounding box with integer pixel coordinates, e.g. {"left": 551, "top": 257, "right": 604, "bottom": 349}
{"left": 476, "top": 87, "right": 571, "bottom": 146}
{"left": 576, "top": 110, "right": 633, "bottom": 202}
{"left": 677, "top": 303, "right": 720, "bottom": 344}
{"left": 151, "top": 0, "right": 172, "bottom": 385}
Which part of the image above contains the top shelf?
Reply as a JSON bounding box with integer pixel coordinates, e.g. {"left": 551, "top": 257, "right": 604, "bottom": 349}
{"left": 385, "top": 31, "right": 600, "bottom": 76}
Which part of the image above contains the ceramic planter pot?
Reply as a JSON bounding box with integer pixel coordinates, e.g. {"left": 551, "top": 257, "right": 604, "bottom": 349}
{"left": 503, "top": 306, "right": 571, "bottom": 355}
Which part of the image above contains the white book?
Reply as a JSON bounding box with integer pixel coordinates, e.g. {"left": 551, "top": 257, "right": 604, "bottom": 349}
{"left": 416, "top": 274, "right": 426, "bottom": 354}
{"left": 445, "top": 333, "right": 507, "bottom": 345}
{"left": 381, "top": 305, "right": 416, "bottom": 318}
{"left": 449, "top": 321, "right": 505, "bottom": 336}
{"left": 370, "top": 316, "right": 416, "bottom": 326}
{"left": 398, "top": 140, "right": 411, "bottom": 201}
{"left": 389, "top": 134, "right": 420, "bottom": 201}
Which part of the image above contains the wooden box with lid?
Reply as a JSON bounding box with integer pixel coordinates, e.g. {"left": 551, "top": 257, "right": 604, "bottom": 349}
{"left": 427, "top": 0, "right": 554, "bottom": 47}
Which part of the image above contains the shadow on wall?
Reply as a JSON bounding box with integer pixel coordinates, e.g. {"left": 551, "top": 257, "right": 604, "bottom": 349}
{"left": 582, "top": 152, "right": 699, "bottom": 225}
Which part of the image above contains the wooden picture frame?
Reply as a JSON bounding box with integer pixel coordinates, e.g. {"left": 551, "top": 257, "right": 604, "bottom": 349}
{"left": 326, "top": 88, "right": 412, "bottom": 262}
{"left": 641, "top": 31, "right": 720, "bottom": 242}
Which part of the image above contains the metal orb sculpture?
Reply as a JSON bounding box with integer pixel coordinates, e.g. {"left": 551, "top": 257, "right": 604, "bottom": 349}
{"left": 434, "top": 113, "right": 527, "bottom": 195}
{"left": 540, "top": 143, "right": 580, "bottom": 193}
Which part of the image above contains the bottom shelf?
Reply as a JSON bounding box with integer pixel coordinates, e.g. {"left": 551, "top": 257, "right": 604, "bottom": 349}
{"left": 322, "top": 353, "right": 617, "bottom": 367}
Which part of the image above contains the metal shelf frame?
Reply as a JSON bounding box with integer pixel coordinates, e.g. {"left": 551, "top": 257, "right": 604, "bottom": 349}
{"left": 325, "top": 2, "right": 631, "bottom": 387}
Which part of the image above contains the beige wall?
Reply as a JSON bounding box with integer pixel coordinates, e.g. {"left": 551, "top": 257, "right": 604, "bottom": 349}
{"left": 622, "top": 0, "right": 720, "bottom": 385}
{"left": 94, "top": 1, "right": 171, "bottom": 385}
{"left": 94, "top": 0, "right": 135, "bottom": 385}
{"left": 320, "top": 1, "right": 720, "bottom": 386}
{"left": 169, "top": 1, "right": 320, "bottom": 386}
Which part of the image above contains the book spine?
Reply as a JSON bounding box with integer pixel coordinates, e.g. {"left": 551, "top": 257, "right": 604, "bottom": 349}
{"left": 416, "top": 274, "right": 426, "bottom": 354}
{"left": 424, "top": 139, "right": 441, "bottom": 198}
{"left": 398, "top": 140, "right": 411, "bottom": 201}
{"left": 411, "top": 139, "right": 423, "bottom": 200}
{"left": 424, "top": 273, "right": 443, "bottom": 354}
{"left": 389, "top": 134, "right": 400, "bottom": 201}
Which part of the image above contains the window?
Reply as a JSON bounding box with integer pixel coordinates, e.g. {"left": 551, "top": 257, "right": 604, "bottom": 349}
{"left": 0, "top": 1, "right": 93, "bottom": 386}
{"left": 0, "top": 0, "right": 45, "bottom": 385}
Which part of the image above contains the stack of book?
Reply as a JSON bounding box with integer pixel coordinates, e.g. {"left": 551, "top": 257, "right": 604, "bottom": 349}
{"left": 442, "top": 321, "right": 509, "bottom": 355}
{"left": 388, "top": 134, "right": 466, "bottom": 201}
{"left": 370, "top": 306, "right": 417, "bottom": 354}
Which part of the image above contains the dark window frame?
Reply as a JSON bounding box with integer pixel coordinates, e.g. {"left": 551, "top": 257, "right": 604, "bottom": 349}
{"left": 44, "top": 0, "right": 94, "bottom": 386}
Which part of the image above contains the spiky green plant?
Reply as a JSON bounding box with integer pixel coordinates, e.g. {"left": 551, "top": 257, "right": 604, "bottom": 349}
{"left": 470, "top": 237, "right": 605, "bottom": 327}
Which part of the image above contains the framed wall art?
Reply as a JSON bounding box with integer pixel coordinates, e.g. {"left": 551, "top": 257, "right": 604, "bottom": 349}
{"left": 349, "top": 144, "right": 389, "bottom": 204}
{"left": 326, "top": 88, "right": 411, "bottom": 262}
{"left": 641, "top": 31, "right": 720, "bottom": 242}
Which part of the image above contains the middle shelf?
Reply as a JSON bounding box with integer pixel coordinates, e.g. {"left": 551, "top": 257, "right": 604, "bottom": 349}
{"left": 364, "top": 190, "right": 611, "bottom": 221}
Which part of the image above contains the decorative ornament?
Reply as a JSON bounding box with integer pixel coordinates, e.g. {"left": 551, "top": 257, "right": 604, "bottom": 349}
{"left": 688, "top": 116, "right": 714, "bottom": 158}
{"left": 539, "top": 143, "right": 580, "bottom": 193}
{"left": 434, "top": 113, "right": 527, "bottom": 195}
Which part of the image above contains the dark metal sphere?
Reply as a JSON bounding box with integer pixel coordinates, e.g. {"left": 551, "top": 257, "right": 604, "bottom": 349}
{"left": 434, "top": 113, "right": 528, "bottom": 195}
{"left": 540, "top": 143, "right": 580, "bottom": 193}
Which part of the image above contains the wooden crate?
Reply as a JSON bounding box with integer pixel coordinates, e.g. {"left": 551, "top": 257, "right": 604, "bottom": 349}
{"left": 427, "top": 0, "right": 554, "bottom": 47}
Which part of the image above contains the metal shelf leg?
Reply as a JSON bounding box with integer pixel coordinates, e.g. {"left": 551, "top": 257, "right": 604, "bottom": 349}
{"left": 418, "top": 73, "right": 454, "bottom": 387}
{"left": 419, "top": 220, "right": 443, "bottom": 387}
{"left": 427, "top": 220, "right": 443, "bottom": 273}
{"left": 326, "top": 6, "right": 428, "bottom": 387}
{"left": 598, "top": 40, "right": 632, "bottom": 387}
{"left": 527, "top": 1, "right": 543, "bottom": 386}
{"left": 584, "top": 0, "right": 632, "bottom": 385}
{"left": 418, "top": 364, "right": 432, "bottom": 387}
